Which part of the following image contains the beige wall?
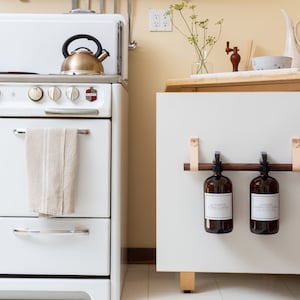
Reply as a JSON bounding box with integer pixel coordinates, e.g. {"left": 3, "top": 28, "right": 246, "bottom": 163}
{"left": 127, "top": 0, "right": 300, "bottom": 248}
{"left": 1, "top": 0, "right": 300, "bottom": 248}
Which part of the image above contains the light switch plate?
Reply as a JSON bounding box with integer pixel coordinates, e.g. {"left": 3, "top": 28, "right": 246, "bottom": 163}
{"left": 149, "top": 8, "right": 172, "bottom": 32}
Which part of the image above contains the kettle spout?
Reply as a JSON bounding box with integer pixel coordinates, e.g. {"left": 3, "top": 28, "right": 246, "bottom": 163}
{"left": 98, "top": 49, "right": 110, "bottom": 62}
{"left": 281, "top": 9, "right": 300, "bottom": 68}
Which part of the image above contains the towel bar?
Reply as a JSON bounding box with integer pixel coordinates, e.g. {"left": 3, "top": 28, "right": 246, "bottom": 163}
{"left": 183, "top": 163, "right": 292, "bottom": 171}
{"left": 13, "top": 128, "right": 90, "bottom": 135}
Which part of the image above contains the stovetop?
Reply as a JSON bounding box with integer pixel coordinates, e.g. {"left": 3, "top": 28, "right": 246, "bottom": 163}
{"left": 0, "top": 13, "right": 128, "bottom": 81}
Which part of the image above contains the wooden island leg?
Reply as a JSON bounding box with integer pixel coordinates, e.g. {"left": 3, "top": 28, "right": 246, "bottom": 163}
{"left": 179, "top": 272, "right": 195, "bottom": 293}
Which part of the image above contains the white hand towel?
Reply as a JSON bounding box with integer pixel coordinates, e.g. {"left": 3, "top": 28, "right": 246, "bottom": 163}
{"left": 25, "top": 128, "right": 78, "bottom": 216}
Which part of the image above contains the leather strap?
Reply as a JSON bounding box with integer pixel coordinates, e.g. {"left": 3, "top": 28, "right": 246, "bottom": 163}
{"left": 190, "top": 137, "right": 199, "bottom": 171}
{"left": 292, "top": 137, "right": 300, "bottom": 171}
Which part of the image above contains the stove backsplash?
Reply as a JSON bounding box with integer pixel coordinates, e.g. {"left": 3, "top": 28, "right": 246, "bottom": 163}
{"left": 0, "top": 13, "right": 128, "bottom": 79}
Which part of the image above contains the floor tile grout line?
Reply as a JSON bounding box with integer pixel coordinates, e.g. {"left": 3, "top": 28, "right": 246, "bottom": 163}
{"left": 281, "top": 275, "right": 297, "bottom": 300}
{"left": 213, "top": 274, "right": 225, "bottom": 300}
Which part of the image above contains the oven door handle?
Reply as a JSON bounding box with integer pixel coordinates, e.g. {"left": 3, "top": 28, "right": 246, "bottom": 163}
{"left": 13, "top": 128, "right": 90, "bottom": 135}
{"left": 44, "top": 108, "right": 99, "bottom": 115}
{"left": 13, "top": 228, "right": 89, "bottom": 236}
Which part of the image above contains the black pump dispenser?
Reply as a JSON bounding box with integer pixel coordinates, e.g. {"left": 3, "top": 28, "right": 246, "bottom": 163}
{"left": 213, "top": 151, "right": 222, "bottom": 176}
{"left": 259, "top": 152, "right": 269, "bottom": 177}
{"left": 250, "top": 152, "right": 280, "bottom": 234}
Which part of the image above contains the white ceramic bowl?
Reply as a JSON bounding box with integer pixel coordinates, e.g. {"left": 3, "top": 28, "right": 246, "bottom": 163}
{"left": 251, "top": 56, "right": 292, "bottom": 70}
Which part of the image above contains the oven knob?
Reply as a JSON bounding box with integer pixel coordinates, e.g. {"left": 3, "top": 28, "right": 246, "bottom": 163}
{"left": 48, "top": 87, "right": 61, "bottom": 101}
{"left": 28, "top": 86, "right": 43, "bottom": 102}
{"left": 66, "top": 87, "right": 79, "bottom": 101}
{"left": 86, "top": 87, "right": 97, "bottom": 102}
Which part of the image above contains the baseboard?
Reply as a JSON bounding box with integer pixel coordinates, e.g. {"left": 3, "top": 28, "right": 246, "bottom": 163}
{"left": 127, "top": 248, "right": 156, "bottom": 264}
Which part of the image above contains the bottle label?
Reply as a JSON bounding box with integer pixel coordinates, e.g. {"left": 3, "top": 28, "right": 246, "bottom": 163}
{"left": 204, "top": 193, "right": 233, "bottom": 220}
{"left": 251, "top": 193, "right": 280, "bottom": 221}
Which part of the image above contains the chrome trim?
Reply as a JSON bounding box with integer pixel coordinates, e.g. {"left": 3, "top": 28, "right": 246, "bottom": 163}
{"left": 72, "top": 0, "right": 79, "bottom": 10}
{"left": 13, "top": 228, "right": 90, "bottom": 236}
{"left": 44, "top": 108, "right": 99, "bottom": 115}
{"left": 128, "top": 0, "right": 137, "bottom": 50}
{"left": 0, "top": 74, "right": 122, "bottom": 84}
{"left": 118, "top": 21, "right": 123, "bottom": 75}
{"left": 100, "top": 0, "right": 104, "bottom": 13}
{"left": 114, "top": 0, "right": 118, "bottom": 13}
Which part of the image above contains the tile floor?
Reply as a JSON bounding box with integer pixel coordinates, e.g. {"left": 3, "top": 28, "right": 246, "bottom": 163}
{"left": 122, "top": 264, "right": 300, "bottom": 299}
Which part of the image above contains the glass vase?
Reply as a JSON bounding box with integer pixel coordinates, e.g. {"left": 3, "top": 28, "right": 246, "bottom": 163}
{"left": 191, "top": 60, "right": 213, "bottom": 75}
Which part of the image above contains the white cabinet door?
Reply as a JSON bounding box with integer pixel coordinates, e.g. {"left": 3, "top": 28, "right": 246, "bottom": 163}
{"left": 157, "top": 92, "right": 300, "bottom": 274}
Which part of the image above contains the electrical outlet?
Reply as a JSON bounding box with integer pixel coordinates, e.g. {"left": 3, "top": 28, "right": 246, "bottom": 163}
{"left": 149, "top": 8, "right": 172, "bottom": 32}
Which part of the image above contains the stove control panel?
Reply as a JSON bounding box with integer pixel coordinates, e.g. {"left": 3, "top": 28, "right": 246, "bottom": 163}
{"left": 29, "top": 86, "right": 95, "bottom": 102}
{"left": 0, "top": 83, "right": 112, "bottom": 118}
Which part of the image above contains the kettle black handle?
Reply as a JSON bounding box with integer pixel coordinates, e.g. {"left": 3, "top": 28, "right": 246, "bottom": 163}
{"left": 62, "top": 34, "right": 103, "bottom": 58}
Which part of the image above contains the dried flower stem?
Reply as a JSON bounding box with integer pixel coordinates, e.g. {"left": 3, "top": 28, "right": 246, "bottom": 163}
{"left": 167, "top": 0, "right": 223, "bottom": 73}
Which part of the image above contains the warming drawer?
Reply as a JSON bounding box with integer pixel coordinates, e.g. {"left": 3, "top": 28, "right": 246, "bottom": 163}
{"left": 0, "top": 217, "right": 110, "bottom": 276}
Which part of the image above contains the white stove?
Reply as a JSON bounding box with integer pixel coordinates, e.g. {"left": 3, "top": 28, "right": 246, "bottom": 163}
{"left": 0, "top": 13, "right": 128, "bottom": 300}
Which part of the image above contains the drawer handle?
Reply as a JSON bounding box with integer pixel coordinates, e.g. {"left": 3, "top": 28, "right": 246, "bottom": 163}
{"left": 44, "top": 108, "right": 99, "bottom": 115}
{"left": 13, "top": 228, "right": 89, "bottom": 236}
{"left": 13, "top": 128, "right": 90, "bottom": 135}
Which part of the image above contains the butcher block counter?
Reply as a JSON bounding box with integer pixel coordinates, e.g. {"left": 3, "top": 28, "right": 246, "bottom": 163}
{"left": 165, "top": 69, "right": 300, "bottom": 92}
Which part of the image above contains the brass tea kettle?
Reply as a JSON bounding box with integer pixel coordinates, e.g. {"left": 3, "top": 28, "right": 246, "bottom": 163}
{"left": 61, "top": 34, "right": 110, "bottom": 75}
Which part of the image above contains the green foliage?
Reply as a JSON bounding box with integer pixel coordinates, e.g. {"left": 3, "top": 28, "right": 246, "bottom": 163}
{"left": 167, "top": 0, "right": 223, "bottom": 73}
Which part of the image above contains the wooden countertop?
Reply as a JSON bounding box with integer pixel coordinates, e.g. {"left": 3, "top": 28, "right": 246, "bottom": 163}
{"left": 165, "top": 69, "right": 300, "bottom": 92}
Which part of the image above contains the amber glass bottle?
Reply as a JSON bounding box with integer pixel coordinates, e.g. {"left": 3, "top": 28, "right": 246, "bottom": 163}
{"left": 204, "top": 152, "right": 233, "bottom": 233}
{"left": 250, "top": 152, "right": 279, "bottom": 234}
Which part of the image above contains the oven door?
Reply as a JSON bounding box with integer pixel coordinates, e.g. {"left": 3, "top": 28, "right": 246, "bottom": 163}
{"left": 0, "top": 118, "right": 111, "bottom": 218}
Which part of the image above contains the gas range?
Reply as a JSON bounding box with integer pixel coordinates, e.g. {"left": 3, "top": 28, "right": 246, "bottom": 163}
{"left": 0, "top": 13, "right": 128, "bottom": 300}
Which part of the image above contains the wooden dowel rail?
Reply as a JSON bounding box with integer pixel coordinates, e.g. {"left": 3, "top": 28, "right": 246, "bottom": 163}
{"left": 184, "top": 163, "right": 293, "bottom": 171}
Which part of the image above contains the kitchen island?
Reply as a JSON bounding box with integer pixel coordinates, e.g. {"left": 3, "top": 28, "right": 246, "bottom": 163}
{"left": 157, "top": 70, "right": 300, "bottom": 293}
